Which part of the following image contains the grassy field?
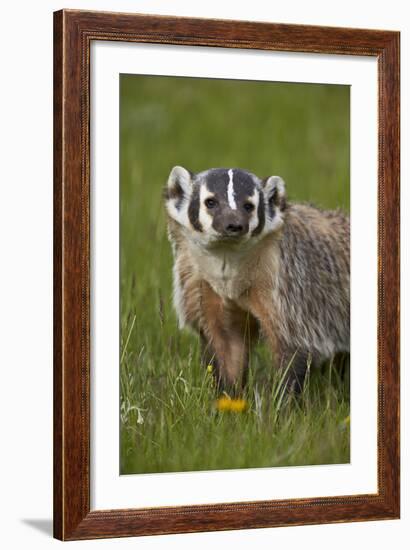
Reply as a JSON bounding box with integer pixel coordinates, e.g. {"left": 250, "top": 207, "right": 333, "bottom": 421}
{"left": 120, "top": 75, "right": 350, "bottom": 475}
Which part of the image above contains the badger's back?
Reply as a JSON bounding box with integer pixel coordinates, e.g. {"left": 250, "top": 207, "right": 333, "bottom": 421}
{"left": 274, "top": 203, "right": 350, "bottom": 358}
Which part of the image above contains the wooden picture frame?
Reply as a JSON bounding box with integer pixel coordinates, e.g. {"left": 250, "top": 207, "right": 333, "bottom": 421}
{"left": 53, "top": 9, "right": 400, "bottom": 540}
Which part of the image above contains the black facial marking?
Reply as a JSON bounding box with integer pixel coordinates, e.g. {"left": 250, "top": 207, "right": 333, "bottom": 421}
{"left": 252, "top": 189, "right": 266, "bottom": 236}
{"left": 188, "top": 184, "right": 203, "bottom": 232}
{"left": 202, "top": 170, "right": 229, "bottom": 202}
{"left": 231, "top": 170, "right": 257, "bottom": 203}
{"left": 201, "top": 168, "right": 257, "bottom": 204}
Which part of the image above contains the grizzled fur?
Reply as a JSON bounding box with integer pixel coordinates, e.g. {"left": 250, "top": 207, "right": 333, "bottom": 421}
{"left": 165, "top": 166, "right": 350, "bottom": 392}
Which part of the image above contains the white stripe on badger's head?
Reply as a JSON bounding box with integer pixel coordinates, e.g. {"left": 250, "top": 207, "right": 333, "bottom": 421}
{"left": 227, "top": 169, "right": 237, "bottom": 210}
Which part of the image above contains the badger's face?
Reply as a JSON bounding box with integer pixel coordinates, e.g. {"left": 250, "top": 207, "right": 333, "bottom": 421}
{"left": 165, "top": 166, "right": 286, "bottom": 250}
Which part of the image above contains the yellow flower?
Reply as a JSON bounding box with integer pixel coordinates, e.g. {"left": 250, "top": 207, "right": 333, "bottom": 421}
{"left": 207, "top": 364, "right": 214, "bottom": 374}
{"left": 215, "top": 397, "right": 248, "bottom": 413}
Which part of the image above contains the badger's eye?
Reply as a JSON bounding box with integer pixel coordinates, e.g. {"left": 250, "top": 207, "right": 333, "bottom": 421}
{"left": 243, "top": 202, "right": 255, "bottom": 213}
{"left": 205, "top": 198, "right": 218, "bottom": 209}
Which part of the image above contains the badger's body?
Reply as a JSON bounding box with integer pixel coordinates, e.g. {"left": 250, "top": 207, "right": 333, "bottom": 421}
{"left": 165, "top": 166, "right": 350, "bottom": 392}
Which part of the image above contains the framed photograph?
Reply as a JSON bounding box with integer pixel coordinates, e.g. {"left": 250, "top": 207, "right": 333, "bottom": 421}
{"left": 54, "top": 9, "right": 400, "bottom": 540}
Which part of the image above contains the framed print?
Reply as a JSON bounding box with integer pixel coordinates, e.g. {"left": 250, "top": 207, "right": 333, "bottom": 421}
{"left": 53, "top": 9, "right": 400, "bottom": 540}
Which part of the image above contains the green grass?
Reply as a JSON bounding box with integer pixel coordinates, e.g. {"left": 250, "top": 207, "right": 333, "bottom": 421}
{"left": 120, "top": 75, "right": 350, "bottom": 475}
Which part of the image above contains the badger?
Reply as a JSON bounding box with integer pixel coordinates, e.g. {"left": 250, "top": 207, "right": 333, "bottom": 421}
{"left": 165, "top": 166, "right": 350, "bottom": 393}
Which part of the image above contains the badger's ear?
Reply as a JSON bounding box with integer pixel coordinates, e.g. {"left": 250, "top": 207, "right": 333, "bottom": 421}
{"left": 262, "top": 175, "right": 286, "bottom": 212}
{"left": 166, "top": 166, "right": 193, "bottom": 204}
{"left": 165, "top": 166, "right": 194, "bottom": 225}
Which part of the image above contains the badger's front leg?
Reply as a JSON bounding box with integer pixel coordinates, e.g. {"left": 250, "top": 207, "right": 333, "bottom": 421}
{"left": 248, "top": 288, "right": 309, "bottom": 393}
{"left": 172, "top": 264, "right": 252, "bottom": 392}
{"left": 198, "top": 282, "right": 256, "bottom": 394}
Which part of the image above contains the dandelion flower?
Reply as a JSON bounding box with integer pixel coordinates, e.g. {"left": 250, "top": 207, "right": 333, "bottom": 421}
{"left": 207, "top": 364, "right": 214, "bottom": 374}
{"left": 216, "top": 396, "right": 248, "bottom": 413}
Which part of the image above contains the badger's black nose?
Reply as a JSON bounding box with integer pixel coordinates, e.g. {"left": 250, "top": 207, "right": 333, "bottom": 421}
{"left": 225, "top": 223, "right": 244, "bottom": 234}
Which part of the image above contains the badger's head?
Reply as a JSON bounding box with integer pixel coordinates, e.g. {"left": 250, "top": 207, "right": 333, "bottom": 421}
{"left": 165, "top": 166, "right": 286, "bottom": 249}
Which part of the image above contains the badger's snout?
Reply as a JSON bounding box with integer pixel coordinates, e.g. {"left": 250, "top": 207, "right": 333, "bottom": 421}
{"left": 214, "top": 209, "right": 249, "bottom": 238}
{"left": 225, "top": 222, "right": 244, "bottom": 235}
